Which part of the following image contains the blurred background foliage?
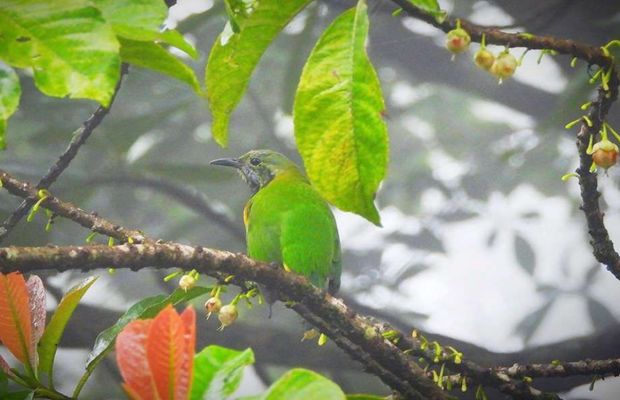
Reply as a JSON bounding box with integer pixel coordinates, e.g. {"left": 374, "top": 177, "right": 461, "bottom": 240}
{"left": 1, "top": 0, "right": 620, "bottom": 398}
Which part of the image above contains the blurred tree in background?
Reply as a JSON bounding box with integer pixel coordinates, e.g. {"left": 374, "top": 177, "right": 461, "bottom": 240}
{"left": 1, "top": 0, "right": 620, "bottom": 399}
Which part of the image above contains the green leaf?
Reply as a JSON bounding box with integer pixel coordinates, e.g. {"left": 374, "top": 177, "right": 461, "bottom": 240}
{"left": 260, "top": 368, "right": 345, "bottom": 400}
{"left": 0, "top": 63, "right": 20, "bottom": 150}
{"left": 294, "top": 0, "right": 388, "bottom": 225}
{"left": 37, "top": 276, "right": 98, "bottom": 382}
{"left": 118, "top": 38, "right": 201, "bottom": 94}
{"left": 205, "top": 0, "right": 312, "bottom": 147}
{"left": 84, "top": 286, "right": 210, "bottom": 372}
{"left": 91, "top": 0, "right": 197, "bottom": 58}
{"left": 0, "top": 0, "right": 121, "bottom": 106}
{"left": 190, "top": 346, "right": 254, "bottom": 400}
{"left": 406, "top": 0, "right": 446, "bottom": 22}
{"left": 3, "top": 391, "right": 34, "bottom": 400}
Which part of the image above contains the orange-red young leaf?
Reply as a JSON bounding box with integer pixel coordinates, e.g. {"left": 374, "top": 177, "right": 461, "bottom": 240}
{"left": 177, "top": 307, "right": 195, "bottom": 400}
{"left": 147, "top": 305, "right": 186, "bottom": 400}
{"left": 117, "top": 305, "right": 195, "bottom": 400}
{"left": 0, "top": 272, "right": 33, "bottom": 367}
{"left": 117, "top": 320, "right": 159, "bottom": 400}
{"left": 26, "top": 275, "right": 46, "bottom": 369}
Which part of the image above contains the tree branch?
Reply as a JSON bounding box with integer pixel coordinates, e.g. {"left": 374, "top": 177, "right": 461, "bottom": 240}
{"left": 388, "top": 0, "right": 612, "bottom": 68}
{"left": 0, "top": 64, "right": 129, "bottom": 244}
{"left": 495, "top": 359, "right": 620, "bottom": 380}
{"left": 0, "top": 169, "right": 150, "bottom": 245}
{"left": 89, "top": 173, "right": 244, "bottom": 241}
{"left": 0, "top": 242, "right": 445, "bottom": 400}
{"left": 0, "top": 168, "right": 571, "bottom": 399}
{"left": 575, "top": 73, "right": 620, "bottom": 281}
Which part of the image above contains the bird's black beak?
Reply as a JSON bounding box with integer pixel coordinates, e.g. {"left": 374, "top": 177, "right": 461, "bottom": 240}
{"left": 210, "top": 158, "right": 243, "bottom": 169}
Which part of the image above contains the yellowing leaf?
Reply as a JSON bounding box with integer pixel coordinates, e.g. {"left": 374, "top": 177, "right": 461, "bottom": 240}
{"left": 0, "top": 0, "right": 121, "bottom": 106}
{"left": 205, "top": 0, "right": 312, "bottom": 146}
{"left": 0, "top": 62, "right": 20, "bottom": 150}
{"left": 294, "top": 0, "right": 388, "bottom": 225}
{"left": 91, "top": 0, "right": 198, "bottom": 59}
{"left": 0, "top": 273, "right": 33, "bottom": 371}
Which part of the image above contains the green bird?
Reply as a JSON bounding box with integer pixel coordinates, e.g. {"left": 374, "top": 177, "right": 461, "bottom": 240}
{"left": 211, "top": 150, "right": 341, "bottom": 308}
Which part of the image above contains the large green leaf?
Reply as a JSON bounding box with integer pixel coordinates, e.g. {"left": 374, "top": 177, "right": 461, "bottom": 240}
{"left": 0, "top": 0, "right": 120, "bottom": 106}
{"left": 406, "top": 0, "right": 446, "bottom": 22}
{"left": 84, "top": 286, "right": 210, "bottom": 372}
{"left": 37, "top": 276, "right": 98, "bottom": 383}
{"left": 294, "top": 0, "right": 388, "bottom": 225}
{"left": 190, "top": 346, "right": 254, "bottom": 400}
{"left": 0, "top": 63, "right": 20, "bottom": 149}
{"left": 205, "top": 0, "right": 312, "bottom": 146}
{"left": 260, "top": 369, "right": 345, "bottom": 400}
{"left": 91, "top": 0, "right": 198, "bottom": 58}
{"left": 119, "top": 38, "right": 201, "bottom": 93}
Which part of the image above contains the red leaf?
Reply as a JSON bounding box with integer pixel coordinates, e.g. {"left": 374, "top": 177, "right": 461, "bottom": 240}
{"left": 0, "top": 272, "right": 33, "bottom": 367}
{"left": 177, "top": 307, "right": 195, "bottom": 400}
{"left": 146, "top": 305, "right": 185, "bottom": 400}
{"left": 116, "top": 320, "right": 159, "bottom": 400}
{"left": 26, "top": 275, "right": 46, "bottom": 369}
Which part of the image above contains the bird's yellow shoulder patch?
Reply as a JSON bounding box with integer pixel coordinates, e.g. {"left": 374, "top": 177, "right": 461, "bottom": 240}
{"left": 283, "top": 263, "right": 292, "bottom": 272}
{"left": 243, "top": 200, "right": 252, "bottom": 226}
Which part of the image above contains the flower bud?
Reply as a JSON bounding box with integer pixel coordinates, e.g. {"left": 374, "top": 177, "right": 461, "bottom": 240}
{"left": 178, "top": 274, "right": 196, "bottom": 292}
{"left": 592, "top": 139, "right": 619, "bottom": 169}
{"left": 218, "top": 304, "right": 238, "bottom": 329}
{"left": 204, "top": 297, "right": 222, "bottom": 317}
{"left": 474, "top": 48, "right": 494, "bottom": 70}
{"left": 445, "top": 28, "right": 470, "bottom": 54}
{"left": 490, "top": 52, "right": 517, "bottom": 81}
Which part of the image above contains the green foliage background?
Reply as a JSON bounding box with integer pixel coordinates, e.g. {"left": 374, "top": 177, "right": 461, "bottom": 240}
{"left": 1, "top": 0, "right": 620, "bottom": 398}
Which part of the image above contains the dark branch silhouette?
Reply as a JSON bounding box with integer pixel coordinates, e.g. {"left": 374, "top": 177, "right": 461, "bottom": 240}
{"left": 0, "top": 64, "right": 129, "bottom": 244}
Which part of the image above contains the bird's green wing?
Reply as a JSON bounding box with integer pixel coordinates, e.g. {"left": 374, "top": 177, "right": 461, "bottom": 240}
{"left": 280, "top": 203, "right": 339, "bottom": 290}
{"left": 328, "top": 226, "right": 341, "bottom": 295}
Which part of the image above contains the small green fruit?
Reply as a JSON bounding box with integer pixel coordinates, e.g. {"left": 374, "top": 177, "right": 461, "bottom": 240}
{"left": 490, "top": 52, "right": 518, "bottom": 80}
{"left": 445, "top": 28, "right": 471, "bottom": 54}
{"left": 218, "top": 304, "right": 238, "bottom": 328}
{"left": 592, "top": 139, "right": 619, "bottom": 169}
{"left": 474, "top": 48, "right": 495, "bottom": 70}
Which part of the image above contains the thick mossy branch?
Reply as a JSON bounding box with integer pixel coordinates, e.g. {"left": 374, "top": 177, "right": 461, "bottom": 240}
{"left": 0, "top": 242, "right": 444, "bottom": 400}
{"left": 495, "top": 358, "right": 620, "bottom": 380}
{"left": 390, "top": 0, "right": 613, "bottom": 68}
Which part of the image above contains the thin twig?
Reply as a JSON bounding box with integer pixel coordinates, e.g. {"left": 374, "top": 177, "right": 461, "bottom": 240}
{"left": 575, "top": 72, "right": 620, "bottom": 281}
{"left": 0, "top": 64, "right": 129, "bottom": 244}
{"left": 388, "top": 0, "right": 612, "bottom": 68}
{"left": 89, "top": 174, "right": 244, "bottom": 241}
{"left": 0, "top": 169, "right": 150, "bottom": 245}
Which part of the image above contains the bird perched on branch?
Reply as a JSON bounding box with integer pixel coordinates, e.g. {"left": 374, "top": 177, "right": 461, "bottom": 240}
{"left": 211, "top": 150, "right": 341, "bottom": 315}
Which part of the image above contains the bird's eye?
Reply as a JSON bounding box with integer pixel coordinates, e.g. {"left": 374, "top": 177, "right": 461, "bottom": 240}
{"left": 250, "top": 157, "right": 261, "bottom": 166}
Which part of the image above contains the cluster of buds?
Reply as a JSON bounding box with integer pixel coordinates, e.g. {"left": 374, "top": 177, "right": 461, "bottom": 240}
{"left": 445, "top": 26, "right": 518, "bottom": 83}
{"left": 204, "top": 294, "right": 238, "bottom": 330}
{"left": 204, "top": 285, "right": 261, "bottom": 330}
